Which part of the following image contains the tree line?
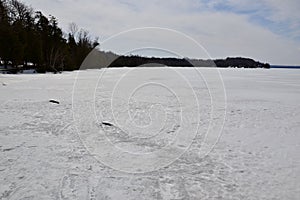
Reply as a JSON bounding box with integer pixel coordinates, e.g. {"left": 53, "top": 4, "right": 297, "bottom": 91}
{"left": 108, "top": 55, "right": 270, "bottom": 68}
{"left": 0, "top": 0, "right": 98, "bottom": 72}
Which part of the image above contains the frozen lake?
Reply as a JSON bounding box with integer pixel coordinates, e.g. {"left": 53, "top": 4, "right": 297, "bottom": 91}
{"left": 0, "top": 68, "right": 299, "bottom": 199}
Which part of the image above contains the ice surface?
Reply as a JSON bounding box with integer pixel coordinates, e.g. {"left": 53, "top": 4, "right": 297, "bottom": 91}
{"left": 0, "top": 68, "right": 299, "bottom": 199}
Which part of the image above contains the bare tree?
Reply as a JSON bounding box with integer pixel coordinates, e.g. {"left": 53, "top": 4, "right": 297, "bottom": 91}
{"left": 9, "top": 0, "right": 32, "bottom": 22}
{"left": 68, "top": 22, "right": 78, "bottom": 36}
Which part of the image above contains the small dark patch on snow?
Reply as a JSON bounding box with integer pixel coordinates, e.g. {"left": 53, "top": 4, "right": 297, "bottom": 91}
{"left": 49, "top": 99, "right": 60, "bottom": 104}
{"left": 27, "top": 145, "right": 37, "bottom": 148}
{"left": 2, "top": 148, "right": 14, "bottom": 152}
{"left": 101, "top": 121, "right": 113, "bottom": 127}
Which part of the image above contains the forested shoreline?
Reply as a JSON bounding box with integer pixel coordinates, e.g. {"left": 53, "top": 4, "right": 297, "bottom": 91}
{"left": 108, "top": 55, "right": 270, "bottom": 68}
{"left": 0, "top": 0, "right": 270, "bottom": 74}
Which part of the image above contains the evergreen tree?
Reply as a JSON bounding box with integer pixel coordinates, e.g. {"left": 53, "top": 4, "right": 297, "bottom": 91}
{"left": 0, "top": 0, "right": 99, "bottom": 72}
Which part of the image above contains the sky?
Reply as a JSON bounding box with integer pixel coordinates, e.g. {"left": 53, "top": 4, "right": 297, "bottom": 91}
{"left": 25, "top": 0, "right": 300, "bottom": 65}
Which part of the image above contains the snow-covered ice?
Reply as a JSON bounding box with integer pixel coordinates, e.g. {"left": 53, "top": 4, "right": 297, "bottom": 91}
{"left": 0, "top": 68, "right": 299, "bottom": 199}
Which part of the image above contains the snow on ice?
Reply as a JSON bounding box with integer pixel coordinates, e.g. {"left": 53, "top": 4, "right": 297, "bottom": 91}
{"left": 0, "top": 68, "right": 299, "bottom": 199}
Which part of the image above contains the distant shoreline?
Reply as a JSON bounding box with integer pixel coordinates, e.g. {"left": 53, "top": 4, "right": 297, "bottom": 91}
{"left": 271, "top": 65, "right": 300, "bottom": 69}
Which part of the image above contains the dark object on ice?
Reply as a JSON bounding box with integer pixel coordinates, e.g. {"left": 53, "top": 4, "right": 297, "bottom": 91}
{"left": 101, "top": 121, "right": 113, "bottom": 127}
{"left": 49, "top": 100, "right": 60, "bottom": 104}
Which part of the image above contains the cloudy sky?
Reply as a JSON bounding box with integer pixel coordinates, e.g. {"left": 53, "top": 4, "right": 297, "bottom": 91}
{"left": 26, "top": 0, "right": 300, "bottom": 65}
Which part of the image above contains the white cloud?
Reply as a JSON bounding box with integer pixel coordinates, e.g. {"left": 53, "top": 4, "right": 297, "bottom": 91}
{"left": 262, "top": 0, "right": 300, "bottom": 22}
{"left": 25, "top": 0, "right": 300, "bottom": 65}
{"left": 222, "top": 0, "right": 300, "bottom": 38}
